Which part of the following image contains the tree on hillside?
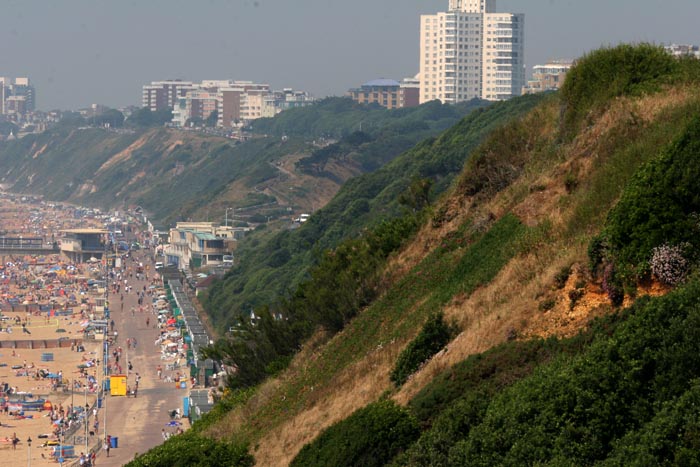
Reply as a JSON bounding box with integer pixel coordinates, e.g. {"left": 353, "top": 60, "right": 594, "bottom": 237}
{"left": 0, "top": 121, "right": 19, "bottom": 136}
{"left": 126, "top": 107, "right": 173, "bottom": 127}
{"left": 205, "top": 110, "right": 219, "bottom": 128}
{"left": 90, "top": 109, "right": 125, "bottom": 128}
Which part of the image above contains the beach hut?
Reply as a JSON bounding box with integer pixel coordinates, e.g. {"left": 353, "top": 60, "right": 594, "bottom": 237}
{"left": 109, "top": 375, "right": 127, "bottom": 396}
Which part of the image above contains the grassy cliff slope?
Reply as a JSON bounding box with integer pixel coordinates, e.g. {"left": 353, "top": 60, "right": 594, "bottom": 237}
{"left": 167, "top": 45, "right": 700, "bottom": 466}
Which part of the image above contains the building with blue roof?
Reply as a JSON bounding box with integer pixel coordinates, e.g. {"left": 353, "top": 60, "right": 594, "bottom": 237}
{"left": 347, "top": 77, "right": 420, "bottom": 109}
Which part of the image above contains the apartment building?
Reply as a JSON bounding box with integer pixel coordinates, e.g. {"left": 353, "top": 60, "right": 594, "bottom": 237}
{"left": 522, "top": 60, "right": 573, "bottom": 94}
{"left": 172, "top": 90, "right": 219, "bottom": 126}
{"left": 419, "top": 0, "right": 524, "bottom": 103}
{"left": 0, "top": 77, "right": 36, "bottom": 116}
{"left": 142, "top": 80, "right": 196, "bottom": 112}
{"left": 347, "top": 78, "right": 420, "bottom": 109}
{"left": 144, "top": 79, "right": 315, "bottom": 128}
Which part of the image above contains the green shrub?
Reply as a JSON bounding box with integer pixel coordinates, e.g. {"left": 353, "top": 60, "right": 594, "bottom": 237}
{"left": 390, "top": 312, "right": 457, "bottom": 387}
{"left": 446, "top": 278, "right": 700, "bottom": 466}
{"left": 603, "top": 115, "right": 700, "bottom": 276}
{"left": 554, "top": 265, "right": 572, "bottom": 289}
{"left": 539, "top": 298, "right": 556, "bottom": 312}
{"left": 602, "top": 263, "right": 625, "bottom": 306}
{"left": 398, "top": 334, "right": 606, "bottom": 466}
{"left": 560, "top": 43, "right": 679, "bottom": 138}
{"left": 568, "top": 288, "right": 584, "bottom": 310}
{"left": 602, "top": 380, "right": 700, "bottom": 466}
{"left": 564, "top": 173, "right": 579, "bottom": 193}
{"left": 126, "top": 432, "right": 253, "bottom": 467}
{"left": 290, "top": 400, "right": 420, "bottom": 467}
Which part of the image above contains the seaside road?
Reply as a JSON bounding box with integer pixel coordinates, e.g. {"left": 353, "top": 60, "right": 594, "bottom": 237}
{"left": 96, "top": 252, "right": 187, "bottom": 466}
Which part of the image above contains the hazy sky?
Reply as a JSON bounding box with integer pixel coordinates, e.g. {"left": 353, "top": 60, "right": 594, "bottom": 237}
{"left": 1, "top": 0, "right": 698, "bottom": 110}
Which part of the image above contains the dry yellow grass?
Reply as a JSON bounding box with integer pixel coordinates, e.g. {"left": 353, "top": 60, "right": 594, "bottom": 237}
{"left": 253, "top": 340, "right": 403, "bottom": 466}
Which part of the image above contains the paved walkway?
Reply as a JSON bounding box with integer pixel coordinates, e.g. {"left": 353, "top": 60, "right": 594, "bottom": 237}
{"left": 95, "top": 251, "right": 187, "bottom": 466}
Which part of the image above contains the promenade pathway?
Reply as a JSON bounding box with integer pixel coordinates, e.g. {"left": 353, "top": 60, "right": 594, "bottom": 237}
{"left": 96, "top": 250, "right": 188, "bottom": 466}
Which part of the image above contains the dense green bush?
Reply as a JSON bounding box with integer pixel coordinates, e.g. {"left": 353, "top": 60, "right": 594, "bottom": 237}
{"left": 290, "top": 400, "right": 420, "bottom": 467}
{"left": 602, "top": 380, "right": 700, "bottom": 466}
{"left": 390, "top": 312, "right": 456, "bottom": 386}
{"left": 394, "top": 331, "right": 614, "bottom": 467}
{"left": 252, "top": 97, "right": 483, "bottom": 139}
{"left": 443, "top": 278, "right": 700, "bottom": 465}
{"left": 560, "top": 43, "right": 680, "bottom": 138}
{"left": 602, "top": 115, "right": 700, "bottom": 278}
{"left": 126, "top": 432, "right": 253, "bottom": 467}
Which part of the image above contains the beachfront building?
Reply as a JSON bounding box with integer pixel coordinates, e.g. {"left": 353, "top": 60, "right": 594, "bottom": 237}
{"left": 164, "top": 222, "right": 239, "bottom": 270}
{"left": 59, "top": 229, "right": 108, "bottom": 263}
{"left": 419, "top": 0, "right": 525, "bottom": 103}
{"left": 522, "top": 60, "right": 574, "bottom": 94}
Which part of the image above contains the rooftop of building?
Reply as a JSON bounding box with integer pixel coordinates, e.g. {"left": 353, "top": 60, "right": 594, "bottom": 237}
{"left": 193, "top": 232, "right": 219, "bottom": 241}
{"left": 60, "top": 228, "right": 108, "bottom": 234}
{"left": 362, "top": 79, "right": 401, "bottom": 88}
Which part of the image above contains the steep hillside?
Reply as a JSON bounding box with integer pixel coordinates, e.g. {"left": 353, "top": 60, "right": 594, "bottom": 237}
{"left": 122, "top": 44, "right": 700, "bottom": 467}
{"left": 204, "top": 94, "right": 544, "bottom": 330}
{"left": 0, "top": 98, "right": 477, "bottom": 225}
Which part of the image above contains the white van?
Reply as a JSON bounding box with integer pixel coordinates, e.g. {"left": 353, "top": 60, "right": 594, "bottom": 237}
{"left": 155, "top": 261, "right": 164, "bottom": 270}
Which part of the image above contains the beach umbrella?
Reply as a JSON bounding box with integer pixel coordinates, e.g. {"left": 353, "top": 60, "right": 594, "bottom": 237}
{"left": 165, "top": 421, "right": 182, "bottom": 427}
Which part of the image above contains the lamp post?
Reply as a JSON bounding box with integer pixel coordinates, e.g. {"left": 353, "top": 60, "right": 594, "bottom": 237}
{"left": 26, "top": 436, "right": 31, "bottom": 467}
{"left": 85, "top": 399, "right": 89, "bottom": 455}
{"left": 58, "top": 423, "right": 63, "bottom": 467}
{"left": 102, "top": 331, "right": 108, "bottom": 452}
{"left": 225, "top": 207, "right": 238, "bottom": 227}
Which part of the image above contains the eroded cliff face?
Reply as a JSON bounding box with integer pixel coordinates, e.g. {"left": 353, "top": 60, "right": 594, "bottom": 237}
{"left": 0, "top": 127, "right": 350, "bottom": 224}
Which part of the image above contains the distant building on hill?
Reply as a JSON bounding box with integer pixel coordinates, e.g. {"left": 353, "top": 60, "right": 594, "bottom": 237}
{"left": 347, "top": 78, "right": 420, "bottom": 109}
{"left": 522, "top": 60, "right": 574, "bottom": 95}
{"left": 172, "top": 90, "right": 219, "bottom": 127}
{"left": 0, "top": 76, "right": 36, "bottom": 117}
{"left": 420, "top": 0, "right": 525, "bottom": 103}
{"left": 142, "top": 79, "right": 196, "bottom": 112}
{"left": 664, "top": 43, "right": 700, "bottom": 59}
{"left": 143, "top": 79, "right": 315, "bottom": 128}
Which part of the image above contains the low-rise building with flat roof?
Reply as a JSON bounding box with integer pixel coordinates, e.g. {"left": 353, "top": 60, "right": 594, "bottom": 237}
{"left": 164, "top": 222, "right": 243, "bottom": 270}
{"left": 59, "top": 228, "right": 108, "bottom": 262}
{"left": 522, "top": 60, "right": 574, "bottom": 95}
{"left": 348, "top": 78, "right": 420, "bottom": 109}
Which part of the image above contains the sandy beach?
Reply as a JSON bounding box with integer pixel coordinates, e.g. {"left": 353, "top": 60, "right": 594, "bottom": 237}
{"left": 0, "top": 305, "right": 103, "bottom": 466}
{"left": 1, "top": 194, "right": 194, "bottom": 466}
